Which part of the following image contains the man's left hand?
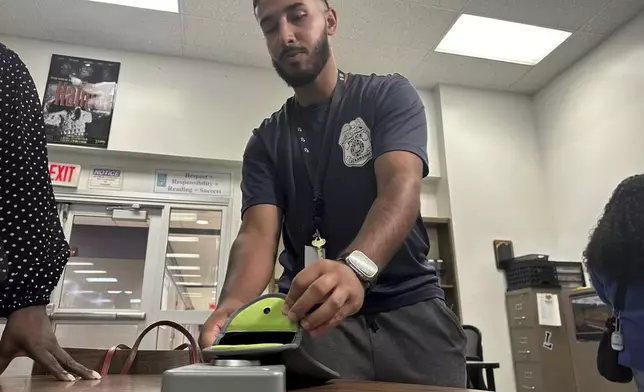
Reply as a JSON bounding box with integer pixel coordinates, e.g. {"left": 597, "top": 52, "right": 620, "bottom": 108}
{"left": 283, "top": 259, "right": 365, "bottom": 337}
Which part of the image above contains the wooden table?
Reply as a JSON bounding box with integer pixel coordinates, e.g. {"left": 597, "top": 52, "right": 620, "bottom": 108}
{"left": 0, "top": 376, "right": 479, "bottom": 392}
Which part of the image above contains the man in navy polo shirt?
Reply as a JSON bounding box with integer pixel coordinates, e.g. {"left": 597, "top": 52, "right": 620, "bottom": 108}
{"left": 201, "top": 0, "right": 466, "bottom": 386}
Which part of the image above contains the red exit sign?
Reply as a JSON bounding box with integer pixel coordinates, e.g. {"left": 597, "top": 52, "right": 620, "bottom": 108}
{"left": 49, "top": 163, "right": 81, "bottom": 188}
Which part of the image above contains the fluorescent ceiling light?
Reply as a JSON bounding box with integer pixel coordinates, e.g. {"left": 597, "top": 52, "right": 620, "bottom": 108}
{"left": 184, "top": 293, "right": 203, "bottom": 297}
{"left": 70, "top": 290, "right": 96, "bottom": 294}
{"left": 176, "top": 282, "right": 202, "bottom": 286}
{"left": 107, "top": 290, "right": 123, "bottom": 294}
{"left": 196, "top": 220, "right": 209, "bottom": 225}
{"left": 86, "top": 277, "right": 118, "bottom": 283}
{"left": 166, "top": 253, "right": 200, "bottom": 259}
{"left": 130, "top": 298, "right": 142, "bottom": 304}
{"left": 87, "top": 0, "right": 179, "bottom": 13}
{"left": 67, "top": 262, "right": 94, "bottom": 266}
{"left": 173, "top": 274, "right": 202, "bottom": 278}
{"left": 435, "top": 14, "right": 572, "bottom": 66}
{"left": 124, "top": 290, "right": 133, "bottom": 295}
{"left": 168, "top": 236, "right": 199, "bottom": 243}
{"left": 167, "top": 265, "right": 201, "bottom": 271}
{"left": 74, "top": 270, "right": 107, "bottom": 274}
{"left": 92, "top": 299, "right": 113, "bottom": 304}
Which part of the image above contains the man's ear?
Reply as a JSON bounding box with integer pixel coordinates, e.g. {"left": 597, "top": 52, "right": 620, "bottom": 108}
{"left": 326, "top": 8, "right": 338, "bottom": 36}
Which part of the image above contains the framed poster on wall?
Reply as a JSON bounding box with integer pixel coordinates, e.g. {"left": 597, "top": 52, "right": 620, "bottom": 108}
{"left": 42, "top": 54, "right": 120, "bottom": 148}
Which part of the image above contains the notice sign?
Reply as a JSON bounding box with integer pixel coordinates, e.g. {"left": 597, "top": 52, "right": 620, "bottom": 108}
{"left": 154, "top": 170, "right": 231, "bottom": 197}
{"left": 537, "top": 293, "right": 562, "bottom": 327}
{"left": 89, "top": 167, "right": 123, "bottom": 190}
{"left": 49, "top": 162, "right": 81, "bottom": 188}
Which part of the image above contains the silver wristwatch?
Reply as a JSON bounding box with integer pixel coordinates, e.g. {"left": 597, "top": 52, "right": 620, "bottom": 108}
{"left": 340, "top": 250, "right": 379, "bottom": 289}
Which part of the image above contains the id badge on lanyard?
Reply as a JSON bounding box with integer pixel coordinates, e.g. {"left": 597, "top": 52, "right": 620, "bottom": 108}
{"left": 291, "top": 70, "right": 347, "bottom": 268}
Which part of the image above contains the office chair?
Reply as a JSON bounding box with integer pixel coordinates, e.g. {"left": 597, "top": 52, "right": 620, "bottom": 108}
{"left": 463, "top": 325, "right": 497, "bottom": 391}
{"left": 463, "top": 325, "right": 483, "bottom": 361}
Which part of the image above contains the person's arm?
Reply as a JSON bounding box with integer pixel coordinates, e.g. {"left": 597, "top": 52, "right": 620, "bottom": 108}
{"left": 342, "top": 75, "right": 428, "bottom": 266}
{"left": 0, "top": 43, "right": 99, "bottom": 381}
{"left": 283, "top": 75, "right": 429, "bottom": 336}
{"left": 200, "top": 132, "right": 284, "bottom": 347}
{"left": 0, "top": 45, "right": 70, "bottom": 315}
{"left": 218, "top": 204, "right": 282, "bottom": 306}
{"left": 341, "top": 152, "right": 422, "bottom": 267}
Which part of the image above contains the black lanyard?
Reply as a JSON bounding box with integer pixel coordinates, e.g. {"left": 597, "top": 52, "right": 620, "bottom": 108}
{"left": 289, "top": 70, "right": 347, "bottom": 238}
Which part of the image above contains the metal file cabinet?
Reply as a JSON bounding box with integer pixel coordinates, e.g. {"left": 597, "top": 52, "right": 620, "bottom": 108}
{"left": 506, "top": 288, "right": 577, "bottom": 392}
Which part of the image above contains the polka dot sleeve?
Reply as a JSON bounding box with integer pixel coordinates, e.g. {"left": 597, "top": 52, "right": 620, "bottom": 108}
{"left": 0, "top": 43, "right": 70, "bottom": 317}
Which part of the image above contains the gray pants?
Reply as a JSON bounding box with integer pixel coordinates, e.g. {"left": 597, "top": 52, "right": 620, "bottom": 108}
{"left": 301, "top": 298, "right": 467, "bottom": 387}
{"left": 634, "top": 369, "right": 644, "bottom": 392}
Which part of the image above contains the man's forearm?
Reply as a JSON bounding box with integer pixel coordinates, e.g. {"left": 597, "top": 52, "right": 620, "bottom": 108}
{"left": 343, "top": 182, "right": 420, "bottom": 268}
{"left": 219, "top": 232, "right": 276, "bottom": 305}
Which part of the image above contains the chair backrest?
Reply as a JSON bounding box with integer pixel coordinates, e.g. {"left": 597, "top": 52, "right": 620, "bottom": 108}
{"left": 462, "top": 325, "right": 484, "bottom": 361}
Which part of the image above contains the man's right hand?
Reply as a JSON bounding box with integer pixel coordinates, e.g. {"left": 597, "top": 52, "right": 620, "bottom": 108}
{"left": 199, "top": 299, "right": 245, "bottom": 348}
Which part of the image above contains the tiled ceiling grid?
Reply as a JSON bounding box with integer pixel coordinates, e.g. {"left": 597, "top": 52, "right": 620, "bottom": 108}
{"left": 0, "top": 0, "right": 643, "bottom": 93}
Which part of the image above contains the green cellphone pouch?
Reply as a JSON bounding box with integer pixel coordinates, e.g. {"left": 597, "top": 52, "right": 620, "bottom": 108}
{"left": 205, "top": 293, "right": 339, "bottom": 389}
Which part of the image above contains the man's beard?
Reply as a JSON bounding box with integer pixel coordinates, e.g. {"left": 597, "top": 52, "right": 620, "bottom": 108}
{"left": 272, "top": 31, "right": 331, "bottom": 88}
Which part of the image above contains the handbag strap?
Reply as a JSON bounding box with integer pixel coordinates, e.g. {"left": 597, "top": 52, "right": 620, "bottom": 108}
{"left": 120, "top": 320, "right": 203, "bottom": 374}
{"left": 101, "top": 344, "right": 131, "bottom": 377}
{"left": 174, "top": 343, "right": 198, "bottom": 364}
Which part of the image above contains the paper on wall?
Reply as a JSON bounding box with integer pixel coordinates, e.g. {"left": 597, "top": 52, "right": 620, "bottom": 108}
{"left": 537, "top": 293, "right": 562, "bottom": 326}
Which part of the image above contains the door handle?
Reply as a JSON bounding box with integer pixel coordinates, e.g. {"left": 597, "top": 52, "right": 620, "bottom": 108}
{"left": 519, "top": 350, "right": 531, "bottom": 355}
{"left": 106, "top": 204, "right": 142, "bottom": 211}
{"left": 521, "top": 386, "right": 536, "bottom": 390}
{"left": 116, "top": 312, "right": 146, "bottom": 321}
{"left": 514, "top": 316, "right": 527, "bottom": 320}
{"left": 51, "top": 312, "right": 146, "bottom": 321}
{"left": 51, "top": 312, "right": 118, "bottom": 321}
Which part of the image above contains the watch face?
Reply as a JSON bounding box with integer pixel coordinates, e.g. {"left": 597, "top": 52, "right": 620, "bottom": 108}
{"left": 348, "top": 251, "right": 378, "bottom": 280}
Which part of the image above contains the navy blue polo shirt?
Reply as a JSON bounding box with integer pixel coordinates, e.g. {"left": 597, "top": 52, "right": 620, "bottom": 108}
{"left": 241, "top": 73, "right": 443, "bottom": 314}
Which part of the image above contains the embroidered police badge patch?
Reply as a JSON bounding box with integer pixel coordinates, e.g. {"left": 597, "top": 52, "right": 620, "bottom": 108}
{"left": 339, "top": 117, "right": 373, "bottom": 167}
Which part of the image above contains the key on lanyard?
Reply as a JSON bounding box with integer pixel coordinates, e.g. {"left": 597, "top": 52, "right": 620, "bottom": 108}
{"left": 311, "top": 230, "right": 326, "bottom": 260}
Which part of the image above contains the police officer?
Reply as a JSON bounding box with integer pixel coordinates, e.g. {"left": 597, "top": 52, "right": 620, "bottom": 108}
{"left": 201, "top": 0, "right": 466, "bottom": 386}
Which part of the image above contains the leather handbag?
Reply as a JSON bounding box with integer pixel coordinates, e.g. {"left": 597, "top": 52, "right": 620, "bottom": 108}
{"left": 32, "top": 320, "right": 205, "bottom": 377}
{"left": 597, "top": 279, "right": 633, "bottom": 383}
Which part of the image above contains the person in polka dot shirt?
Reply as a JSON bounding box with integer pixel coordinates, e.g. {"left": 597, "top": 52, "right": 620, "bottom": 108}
{"left": 0, "top": 43, "right": 100, "bottom": 381}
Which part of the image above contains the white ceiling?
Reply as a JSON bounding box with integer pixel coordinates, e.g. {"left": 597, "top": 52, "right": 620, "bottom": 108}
{"left": 0, "top": 0, "right": 643, "bottom": 93}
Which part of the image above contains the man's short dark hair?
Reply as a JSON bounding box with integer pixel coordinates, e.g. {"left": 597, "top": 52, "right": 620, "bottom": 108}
{"left": 253, "top": 0, "right": 330, "bottom": 11}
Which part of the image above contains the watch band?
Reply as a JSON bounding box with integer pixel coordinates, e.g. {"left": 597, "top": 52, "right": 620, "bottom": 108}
{"left": 338, "top": 252, "right": 375, "bottom": 292}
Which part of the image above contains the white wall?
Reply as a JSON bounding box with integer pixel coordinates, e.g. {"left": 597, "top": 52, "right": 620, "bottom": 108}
{"left": 2, "top": 35, "right": 444, "bottom": 175}
{"left": 438, "top": 85, "right": 554, "bottom": 392}
{"left": 535, "top": 10, "right": 644, "bottom": 261}
{"left": 1, "top": 34, "right": 291, "bottom": 162}
{"left": 2, "top": 35, "right": 445, "bottom": 221}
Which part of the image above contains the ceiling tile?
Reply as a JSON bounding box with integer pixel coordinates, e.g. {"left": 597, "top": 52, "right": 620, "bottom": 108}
{"left": 0, "top": 0, "right": 52, "bottom": 40}
{"left": 183, "top": 44, "right": 271, "bottom": 68}
{"left": 183, "top": 16, "right": 270, "bottom": 68}
{"left": 410, "top": 51, "right": 531, "bottom": 90}
{"left": 510, "top": 31, "right": 605, "bottom": 94}
{"left": 333, "top": 38, "right": 429, "bottom": 77}
{"left": 403, "top": 0, "right": 470, "bottom": 11}
{"left": 464, "top": 0, "right": 613, "bottom": 31}
{"left": 183, "top": 16, "right": 266, "bottom": 57}
{"left": 580, "top": 0, "right": 644, "bottom": 35}
{"left": 511, "top": 33, "right": 605, "bottom": 94}
{"left": 180, "top": 0, "right": 257, "bottom": 24}
{"left": 35, "top": 0, "right": 182, "bottom": 55}
{"left": 333, "top": 0, "right": 458, "bottom": 50}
